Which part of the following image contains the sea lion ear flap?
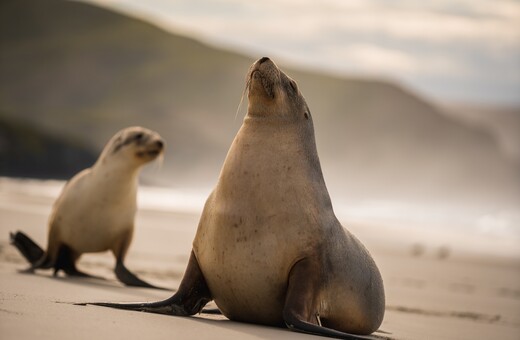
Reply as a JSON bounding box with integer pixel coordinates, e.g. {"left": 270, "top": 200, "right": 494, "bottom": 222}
{"left": 304, "top": 106, "right": 311, "bottom": 120}
{"left": 289, "top": 79, "right": 298, "bottom": 92}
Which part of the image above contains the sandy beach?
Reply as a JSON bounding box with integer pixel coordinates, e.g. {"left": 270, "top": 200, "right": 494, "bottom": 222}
{"left": 1, "top": 178, "right": 519, "bottom": 340}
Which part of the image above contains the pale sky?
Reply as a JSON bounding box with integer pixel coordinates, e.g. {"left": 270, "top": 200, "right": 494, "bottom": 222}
{"left": 80, "top": 0, "right": 520, "bottom": 106}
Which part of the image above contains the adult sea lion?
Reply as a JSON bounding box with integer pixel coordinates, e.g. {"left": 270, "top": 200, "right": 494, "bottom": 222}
{"left": 11, "top": 126, "right": 166, "bottom": 289}
{"left": 86, "top": 58, "right": 385, "bottom": 338}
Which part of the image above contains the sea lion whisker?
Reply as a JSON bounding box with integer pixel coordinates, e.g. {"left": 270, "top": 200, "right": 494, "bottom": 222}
{"left": 235, "top": 80, "right": 250, "bottom": 121}
{"left": 155, "top": 152, "right": 165, "bottom": 168}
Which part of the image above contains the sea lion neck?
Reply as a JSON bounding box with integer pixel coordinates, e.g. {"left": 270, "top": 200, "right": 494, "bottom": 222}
{"left": 216, "top": 111, "right": 332, "bottom": 213}
{"left": 93, "top": 154, "right": 141, "bottom": 176}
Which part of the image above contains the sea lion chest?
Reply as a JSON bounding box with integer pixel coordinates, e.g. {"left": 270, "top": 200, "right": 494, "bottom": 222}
{"left": 194, "top": 196, "right": 319, "bottom": 326}
{"left": 53, "top": 169, "right": 137, "bottom": 252}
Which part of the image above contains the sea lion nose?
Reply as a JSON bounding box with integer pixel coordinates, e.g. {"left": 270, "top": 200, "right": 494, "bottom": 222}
{"left": 258, "top": 57, "right": 270, "bottom": 64}
{"left": 155, "top": 140, "right": 164, "bottom": 149}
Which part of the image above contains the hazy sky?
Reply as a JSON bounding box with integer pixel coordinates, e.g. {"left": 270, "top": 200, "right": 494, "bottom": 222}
{"left": 82, "top": 0, "right": 520, "bottom": 106}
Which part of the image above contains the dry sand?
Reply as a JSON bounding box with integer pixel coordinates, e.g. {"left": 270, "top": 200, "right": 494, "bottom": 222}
{"left": 1, "top": 179, "right": 519, "bottom": 340}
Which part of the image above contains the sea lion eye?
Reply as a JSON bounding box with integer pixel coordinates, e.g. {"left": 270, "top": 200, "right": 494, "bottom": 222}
{"left": 112, "top": 136, "right": 124, "bottom": 153}
{"left": 134, "top": 133, "right": 144, "bottom": 141}
{"left": 304, "top": 112, "right": 309, "bottom": 120}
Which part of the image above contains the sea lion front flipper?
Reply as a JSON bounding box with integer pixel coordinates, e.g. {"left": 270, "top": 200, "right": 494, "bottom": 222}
{"left": 114, "top": 260, "right": 169, "bottom": 290}
{"left": 54, "top": 244, "right": 98, "bottom": 278}
{"left": 82, "top": 250, "right": 212, "bottom": 315}
{"left": 10, "top": 231, "right": 45, "bottom": 264}
{"left": 111, "top": 228, "right": 167, "bottom": 290}
{"left": 283, "top": 258, "right": 379, "bottom": 340}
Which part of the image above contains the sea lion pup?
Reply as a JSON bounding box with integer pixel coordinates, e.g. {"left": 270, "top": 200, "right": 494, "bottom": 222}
{"left": 10, "top": 126, "right": 166, "bottom": 289}
{"left": 85, "top": 58, "right": 385, "bottom": 339}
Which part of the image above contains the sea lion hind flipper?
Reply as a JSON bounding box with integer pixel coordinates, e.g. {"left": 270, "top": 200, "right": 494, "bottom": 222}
{"left": 283, "top": 258, "right": 383, "bottom": 340}
{"left": 114, "top": 260, "right": 169, "bottom": 290}
{"left": 10, "top": 231, "right": 45, "bottom": 265}
{"left": 83, "top": 251, "right": 212, "bottom": 316}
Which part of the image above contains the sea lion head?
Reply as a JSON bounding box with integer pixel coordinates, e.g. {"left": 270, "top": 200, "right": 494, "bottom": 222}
{"left": 247, "top": 57, "right": 311, "bottom": 121}
{"left": 102, "top": 126, "right": 165, "bottom": 166}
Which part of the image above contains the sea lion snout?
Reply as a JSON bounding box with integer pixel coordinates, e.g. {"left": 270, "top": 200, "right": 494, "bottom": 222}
{"left": 149, "top": 138, "right": 165, "bottom": 156}
{"left": 254, "top": 57, "right": 278, "bottom": 76}
{"left": 258, "top": 56, "right": 270, "bottom": 64}
{"left": 253, "top": 56, "right": 276, "bottom": 69}
{"left": 247, "top": 58, "right": 281, "bottom": 105}
{"left": 247, "top": 57, "right": 309, "bottom": 121}
{"left": 155, "top": 140, "right": 164, "bottom": 150}
{"left": 137, "top": 136, "right": 165, "bottom": 159}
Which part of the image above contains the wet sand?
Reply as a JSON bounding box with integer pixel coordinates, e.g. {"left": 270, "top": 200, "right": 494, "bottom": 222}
{"left": 1, "top": 179, "right": 519, "bottom": 339}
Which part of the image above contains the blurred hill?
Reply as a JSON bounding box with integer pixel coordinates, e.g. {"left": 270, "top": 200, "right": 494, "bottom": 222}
{"left": 441, "top": 104, "right": 520, "bottom": 166}
{"left": 0, "top": 113, "right": 96, "bottom": 179}
{"left": 1, "top": 0, "right": 518, "bottom": 209}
